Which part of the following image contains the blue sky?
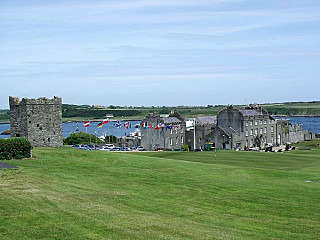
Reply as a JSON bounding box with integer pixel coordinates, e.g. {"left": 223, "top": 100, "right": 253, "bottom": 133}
{"left": 1, "top": 0, "right": 320, "bottom": 108}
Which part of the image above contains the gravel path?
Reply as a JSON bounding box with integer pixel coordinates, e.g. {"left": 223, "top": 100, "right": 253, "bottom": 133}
{"left": 0, "top": 163, "right": 18, "bottom": 169}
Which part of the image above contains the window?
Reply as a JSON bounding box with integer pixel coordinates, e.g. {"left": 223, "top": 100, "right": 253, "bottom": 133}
{"left": 264, "top": 127, "right": 267, "bottom": 134}
{"left": 199, "top": 138, "right": 202, "bottom": 143}
{"left": 29, "top": 121, "right": 31, "bottom": 124}
{"left": 176, "top": 137, "right": 178, "bottom": 144}
{"left": 254, "top": 129, "right": 258, "bottom": 135}
{"left": 250, "top": 129, "right": 253, "bottom": 136}
{"left": 181, "top": 136, "right": 184, "bottom": 143}
{"left": 170, "top": 129, "right": 173, "bottom": 134}
{"left": 170, "top": 138, "right": 172, "bottom": 145}
{"left": 245, "top": 121, "right": 248, "bottom": 127}
{"left": 260, "top": 128, "right": 263, "bottom": 135}
{"left": 255, "top": 121, "right": 258, "bottom": 126}
{"left": 264, "top": 120, "right": 267, "bottom": 125}
{"left": 260, "top": 120, "right": 262, "bottom": 125}
{"left": 245, "top": 131, "right": 249, "bottom": 137}
{"left": 271, "top": 126, "right": 274, "bottom": 133}
{"left": 250, "top": 121, "right": 253, "bottom": 126}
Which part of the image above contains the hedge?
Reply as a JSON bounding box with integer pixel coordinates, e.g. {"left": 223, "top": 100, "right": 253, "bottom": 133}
{"left": 0, "top": 138, "right": 32, "bottom": 160}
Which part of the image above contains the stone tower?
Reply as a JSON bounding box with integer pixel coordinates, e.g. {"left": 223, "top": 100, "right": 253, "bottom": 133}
{"left": 9, "top": 96, "right": 63, "bottom": 147}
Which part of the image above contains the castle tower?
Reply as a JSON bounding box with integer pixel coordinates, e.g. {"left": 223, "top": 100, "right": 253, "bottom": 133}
{"left": 9, "top": 96, "right": 63, "bottom": 147}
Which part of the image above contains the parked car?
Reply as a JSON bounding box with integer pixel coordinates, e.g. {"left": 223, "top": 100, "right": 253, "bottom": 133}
{"left": 72, "top": 144, "right": 85, "bottom": 149}
{"left": 87, "top": 144, "right": 99, "bottom": 150}
{"left": 82, "top": 145, "right": 93, "bottom": 150}
{"left": 111, "top": 147, "right": 122, "bottom": 151}
{"left": 136, "top": 146, "right": 145, "bottom": 151}
{"left": 104, "top": 144, "right": 115, "bottom": 149}
{"left": 99, "top": 146, "right": 111, "bottom": 151}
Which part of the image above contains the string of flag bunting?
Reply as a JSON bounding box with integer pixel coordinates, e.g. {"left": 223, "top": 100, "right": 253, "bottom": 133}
{"left": 83, "top": 119, "right": 181, "bottom": 130}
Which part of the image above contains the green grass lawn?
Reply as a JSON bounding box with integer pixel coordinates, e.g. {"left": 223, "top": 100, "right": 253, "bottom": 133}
{"left": 1, "top": 141, "right": 320, "bottom": 239}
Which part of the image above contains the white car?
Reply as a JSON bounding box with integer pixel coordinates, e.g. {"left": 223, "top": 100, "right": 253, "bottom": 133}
{"left": 99, "top": 146, "right": 111, "bottom": 151}
{"left": 104, "top": 144, "right": 115, "bottom": 149}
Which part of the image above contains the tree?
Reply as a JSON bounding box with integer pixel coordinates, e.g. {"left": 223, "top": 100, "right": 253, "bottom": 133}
{"left": 63, "top": 132, "right": 103, "bottom": 145}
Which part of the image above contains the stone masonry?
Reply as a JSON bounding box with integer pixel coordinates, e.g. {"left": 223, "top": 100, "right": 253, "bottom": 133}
{"left": 9, "top": 96, "right": 63, "bottom": 147}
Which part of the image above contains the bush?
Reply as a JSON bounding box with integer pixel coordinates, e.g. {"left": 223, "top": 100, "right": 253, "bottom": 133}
{"left": 63, "top": 132, "right": 104, "bottom": 145}
{"left": 0, "top": 138, "right": 32, "bottom": 160}
{"left": 181, "top": 144, "right": 189, "bottom": 151}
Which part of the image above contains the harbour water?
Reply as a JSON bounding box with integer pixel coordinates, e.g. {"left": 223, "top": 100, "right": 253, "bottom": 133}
{"left": 0, "top": 120, "right": 141, "bottom": 139}
{"left": 1, "top": 117, "right": 319, "bottom": 139}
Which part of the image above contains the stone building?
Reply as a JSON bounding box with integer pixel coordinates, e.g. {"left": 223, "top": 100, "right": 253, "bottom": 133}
{"left": 141, "top": 111, "right": 185, "bottom": 151}
{"left": 209, "top": 104, "right": 316, "bottom": 150}
{"left": 9, "top": 96, "right": 63, "bottom": 147}
{"left": 210, "top": 105, "right": 277, "bottom": 150}
{"left": 185, "top": 116, "right": 217, "bottom": 150}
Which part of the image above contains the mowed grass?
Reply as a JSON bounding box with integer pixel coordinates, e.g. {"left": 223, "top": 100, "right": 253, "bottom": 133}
{"left": 1, "top": 141, "right": 320, "bottom": 239}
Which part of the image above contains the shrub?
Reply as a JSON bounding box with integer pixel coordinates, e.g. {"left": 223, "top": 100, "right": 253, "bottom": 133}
{"left": 181, "top": 144, "right": 190, "bottom": 151}
{"left": 63, "top": 132, "right": 104, "bottom": 145}
{"left": 0, "top": 138, "right": 32, "bottom": 160}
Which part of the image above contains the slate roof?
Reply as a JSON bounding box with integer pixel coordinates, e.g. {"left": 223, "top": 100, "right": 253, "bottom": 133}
{"left": 219, "top": 126, "right": 237, "bottom": 136}
{"left": 197, "top": 116, "right": 217, "bottom": 125}
{"left": 162, "top": 117, "right": 182, "bottom": 124}
{"left": 240, "top": 109, "right": 263, "bottom": 116}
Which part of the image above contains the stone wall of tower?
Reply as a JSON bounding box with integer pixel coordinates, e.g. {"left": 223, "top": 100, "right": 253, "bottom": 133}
{"left": 9, "top": 96, "right": 63, "bottom": 147}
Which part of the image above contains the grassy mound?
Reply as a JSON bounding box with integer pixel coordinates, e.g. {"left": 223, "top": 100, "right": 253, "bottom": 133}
{"left": 0, "top": 142, "right": 320, "bottom": 239}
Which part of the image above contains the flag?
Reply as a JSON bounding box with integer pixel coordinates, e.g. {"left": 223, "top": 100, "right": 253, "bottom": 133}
{"left": 174, "top": 125, "right": 180, "bottom": 130}
{"left": 97, "top": 122, "right": 103, "bottom": 128}
{"left": 135, "top": 123, "right": 140, "bottom": 128}
{"left": 124, "top": 121, "right": 130, "bottom": 129}
{"left": 102, "top": 118, "right": 109, "bottom": 124}
{"left": 114, "top": 120, "right": 121, "bottom": 128}
{"left": 83, "top": 121, "right": 90, "bottom": 127}
{"left": 141, "top": 123, "right": 145, "bottom": 128}
{"left": 155, "top": 124, "right": 160, "bottom": 130}
{"left": 166, "top": 124, "right": 172, "bottom": 129}
{"left": 149, "top": 123, "right": 153, "bottom": 129}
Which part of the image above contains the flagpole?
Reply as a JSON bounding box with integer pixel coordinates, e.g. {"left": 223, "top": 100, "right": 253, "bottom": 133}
{"left": 193, "top": 118, "right": 196, "bottom": 151}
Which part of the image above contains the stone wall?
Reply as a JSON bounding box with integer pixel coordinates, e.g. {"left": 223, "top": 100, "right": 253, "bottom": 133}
{"left": 9, "top": 96, "right": 63, "bottom": 147}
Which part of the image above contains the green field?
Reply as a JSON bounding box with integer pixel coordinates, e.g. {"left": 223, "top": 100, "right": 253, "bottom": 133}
{"left": 1, "top": 141, "right": 320, "bottom": 239}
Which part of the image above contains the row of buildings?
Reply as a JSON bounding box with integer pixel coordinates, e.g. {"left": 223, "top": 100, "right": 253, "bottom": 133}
{"left": 8, "top": 96, "right": 316, "bottom": 150}
{"left": 141, "top": 105, "right": 316, "bottom": 151}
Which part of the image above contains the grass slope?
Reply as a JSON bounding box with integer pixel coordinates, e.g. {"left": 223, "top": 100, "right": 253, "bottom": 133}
{"left": 1, "top": 141, "right": 320, "bottom": 239}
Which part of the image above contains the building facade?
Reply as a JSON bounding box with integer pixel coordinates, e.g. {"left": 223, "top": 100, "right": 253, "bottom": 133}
{"left": 185, "top": 116, "right": 217, "bottom": 150}
{"left": 210, "top": 104, "right": 312, "bottom": 150}
{"left": 141, "top": 111, "right": 186, "bottom": 151}
{"left": 9, "top": 96, "right": 63, "bottom": 147}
